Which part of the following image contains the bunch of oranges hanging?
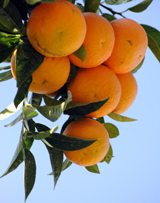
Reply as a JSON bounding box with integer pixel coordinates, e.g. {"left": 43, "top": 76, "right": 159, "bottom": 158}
{"left": 11, "top": 0, "right": 148, "bottom": 167}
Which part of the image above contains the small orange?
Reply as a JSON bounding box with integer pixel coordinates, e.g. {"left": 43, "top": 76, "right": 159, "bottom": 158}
{"left": 27, "top": 0, "right": 86, "bottom": 57}
{"left": 113, "top": 73, "right": 137, "bottom": 114}
{"left": 67, "top": 65, "right": 121, "bottom": 118}
{"left": 69, "top": 12, "right": 115, "bottom": 68}
{"left": 64, "top": 118, "right": 109, "bottom": 166}
{"left": 11, "top": 50, "right": 70, "bottom": 94}
{"left": 104, "top": 18, "right": 148, "bottom": 73}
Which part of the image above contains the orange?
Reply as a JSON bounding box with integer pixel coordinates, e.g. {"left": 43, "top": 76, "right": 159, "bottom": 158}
{"left": 113, "top": 73, "right": 137, "bottom": 114}
{"left": 11, "top": 50, "right": 70, "bottom": 94}
{"left": 64, "top": 118, "right": 109, "bottom": 166}
{"left": 26, "top": 0, "right": 86, "bottom": 57}
{"left": 67, "top": 65, "right": 121, "bottom": 118}
{"left": 104, "top": 18, "right": 148, "bottom": 74}
{"left": 69, "top": 12, "right": 115, "bottom": 68}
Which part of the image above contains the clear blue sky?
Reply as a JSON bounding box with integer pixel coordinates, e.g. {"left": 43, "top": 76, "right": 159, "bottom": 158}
{"left": 0, "top": 1, "right": 160, "bottom": 203}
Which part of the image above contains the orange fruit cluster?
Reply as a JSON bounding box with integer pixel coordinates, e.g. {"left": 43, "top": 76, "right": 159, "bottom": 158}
{"left": 11, "top": 0, "right": 148, "bottom": 166}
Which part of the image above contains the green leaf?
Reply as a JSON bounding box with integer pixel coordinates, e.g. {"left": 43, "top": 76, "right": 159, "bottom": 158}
{"left": 132, "top": 58, "right": 145, "bottom": 73}
{"left": 104, "top": 123, "right": 119, "bottom": 138}
{"left": 23, "top": 104, "right": 38, "bottom": 120}
{"left": 105, "top": 0, "right": 132, "bottom": 5}
{"left": 60, "top": 116, "right": 75, "bottom": 134}
{"left": 85, "top": 164, "right": 100, "bottom": 174}
{"left": 25, "top": 0, "right": 41, "bottom": 5}
{"left": 84, "top": 0, "right": 101, "bottom": 12}
{"left": 0, "top": 65, "right": 10, "bottom": 71}
{"left": 46, "top": 133, "right": 96, "bottom": 151}
{"left": 142, "top": 24, "right": 160, "bottom": 62}
{"left": 45, "top": 146, "right": 63, "bottom": 187}
{"left": 31, "top": 93, "right": 42, "bottom": 107}
{"left": 4, "top": 113, "right": 23, "bottom": 127}
{"left": 73, "top": 45, "right": 86, "bottom": 62}
{"left": 108, "top": 112, "right": 137, "bottom": 122}
{"left": 102, "top": 145, "right": 113, "bottom": 164}
{"left": 128, "top": 0, "right": 153, "bottom": 13}
{"left": 64, "top": 98, "right": 109, "bottom": 116}
{"left": 96, "top": 117, "right": 105, "bottom": 124}
{"left": 62, "top": 159, "right": 72, "bottom": 171}
{"left": 0, "top": 70, "right": 12, "bottom": 82}
{"left": 0, "top": 101, "right": 22, "bottom": 120}
{"left": 24, "top": 148, "right": 36, "bottom": 201}
{"left": 2, "top": 0, "right": 10, "bottom": 8}
{"left": 102, "top": 13, "right": 116, "bottom": 21}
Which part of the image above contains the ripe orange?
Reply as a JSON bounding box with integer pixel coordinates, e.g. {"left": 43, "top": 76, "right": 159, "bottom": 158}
{"left": 64, "top": 118, "right": 109, "bottom": 166}
{"left": 67, "top": 65, "right": 121, "bottom": 118}
{"left": 104, "top": 18, "right": 148, "bottom": 74}
{"left": 11, "top": 50, "right": 70, "bottom": 94}
{"left": 113, "top": 73, "right": 137, "bottom": 114}
{"left": 26, "top": 0, "right": 86, "bottom": 57}
{"left": 69, "top": 12, "right": 115, "bottom": 68}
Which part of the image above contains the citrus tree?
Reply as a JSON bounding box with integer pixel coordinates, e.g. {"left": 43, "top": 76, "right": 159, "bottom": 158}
{"left": 0, "top": 0, "right": 159, "bottom": 201}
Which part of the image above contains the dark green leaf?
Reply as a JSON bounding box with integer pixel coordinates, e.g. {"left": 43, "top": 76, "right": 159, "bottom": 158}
{"left": 128, "top": 0, "right": 153, "bottom": 13}
{"left": 60, "top": 117, "right": 75, "bottom": 134}
{"left": 0, "top": 70, "right": 12, "bottom": 82}
{"left": 62, "top": 159, "right": 72, "bottom": 171}
{"left": 35, "top": 123, "right": 50, "bottom": 132}
{"left": 102, "top": 145, "right": 113, "bottom": 164}
{"left": 85, "top": 164, "right": 100, "bottom": 174}
{"left": 64, "top": 98, "right": 109, "bottom": 116}
{"left": 31, "top": 93, "right": 42, "bottom": 107}
{"left": 102, "top": 13, "right": 116, "bottom": 21}
{"left": 67, "top": 64, "right": 78, "bottom": 83}
{"left": 132, "top": 58, "right": 145, "bottom": 73}
{"left": 25, "top": 0, "right": 41, "bottom": 5}
{"left": 45, "top": 146, "right": 63, "bottom": 187}
{"left": 96, "top": 117, "right": 105, "bottom": 124}
{"left": 2, "top": 0, "right": 10, "bottom": 8}
{"left": 24, "top": 149, "right": 36, "bottom": 200}
{"left": 84, "top": 0, "right": 101, "bottom": 12}
{"left": 142, "top": 24, "right": 160, "bottom": 62}
{"left": 46, "top": 133, "right": 96, "bottom": 151}
{"left": 105, "top": 0, "right": 132, "bottom": 5}
{"left": 108, "top": 112, "right": 137, "bottom": 122}
{"left": 104, "top": 123, "right": 119, "bottom": 138}
{"left": 73, "top": 45, "right": 86, "bottom": 62}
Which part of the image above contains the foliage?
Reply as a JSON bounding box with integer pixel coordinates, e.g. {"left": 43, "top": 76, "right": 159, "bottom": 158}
{"left": 0, "top": 0, "right": 159, "bottom": 201}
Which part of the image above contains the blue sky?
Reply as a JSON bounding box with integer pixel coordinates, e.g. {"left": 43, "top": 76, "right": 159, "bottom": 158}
{"left": 0, "top": 1, "right": 160, "bottom": 203}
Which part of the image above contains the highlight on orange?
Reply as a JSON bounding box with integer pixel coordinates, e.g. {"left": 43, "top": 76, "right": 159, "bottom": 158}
{"left": 113, "top": 73, "right": 138, "bottom": 114}
{"left": 27, "top": 0, "right": 86, "bottom": 57}
{"left": 69, "top": 12, "right": 115, "bottom": 68}
{"left": 11, "top": 50, "right": 70, "bottom": 94}
{"left": 67, "top": 65, "right": 121, "bottom": 118}
{"left": 104, "top": 18, "right": 148, "bottom": 74}
{"left": 64, "top": 118, "right": 110, "bottom": 166}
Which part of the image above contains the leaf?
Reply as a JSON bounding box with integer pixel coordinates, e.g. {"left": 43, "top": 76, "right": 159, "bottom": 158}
{"left": 64, "top": 98, "right": 109, "bottom": 116}
{"left": 4, "top": 113, "right": 23, "bottom": 127}
{"left": 105, "top": 0, "right": 132, "bottom": 5}
{"left": 128, "top": 0, "right": 153, "bottom": 13}
{"left": 102, "top": 145, "right": 113, "bottom": 164}
{"left": 108, "top": 112, "right": 137, "bottom": 122}
{"left": 104, "top": 123, "right": 119, "bottom": 138}
{"left": 24, "top": 148, "right": 36, "bottom": 201}
{"left": 62, "top": 159, "right": 72, "bottom": 171}
{"left": 25, "top": 0, "right": 41, "bottom": 5}
{"left": 73, "top": 45, "right": 86, "bottom": 62}
{"left": 0, "top": 70, "right": 12, "bottom": 82}
{"left": 84, "top": 0, "right": 101, "bottom": 12}
{"left": 2, "top": 0, "right": 10, "bottom": 8}
{"left": 60, "top": 116, "right": 75, "bottom": 134}
{"left": 0, "top": 65, "right": 10, "bottom": 71}
{"left": 85, "top": 164, "right": 100, "bottom": 174}
{"left": 102, "top": 13, "right": 116, "bottom": 21}
{"left": 142, "top": 24, "right": 160, "bottom": 62}
{"left": 46, "top": 133, "right": 96, "bottom": 151}
{"left": 23, "top": 104, "right": 38, "bottom": 120}
{"left": 96, "top": 117, "right": 105, "bottom": 124}
{"left": 31, "top": 93, "right": 42, "bottom": 107}
{"left": 132, "top": 58, "right": 145, "bottom": 73}
{"left": 45, "top": 146, "right": 63, "bottom": 187}
{"left": 0, "top": 101, "right": 22, "bottom": 120}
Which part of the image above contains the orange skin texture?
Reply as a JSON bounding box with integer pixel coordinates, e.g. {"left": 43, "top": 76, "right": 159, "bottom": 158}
{"left": 104, "top": 18, "right": 148, "bottom": 74}
{"left": 69, "top": 12, "right": 115, "bottom": 68}
{"left": 27, "top": 0, "right": 86, "bottom": 57}
{"left": 11, "top": 51, "right": 70, "bottom": 94}
{"left": 113, "top": 73, "right": 137, "bottom": 114}
{"left": 68, "top": 65, "right": 121, "bottom": 118}
{"left": 64, "top": 118, "right": 109, "bottom": 166}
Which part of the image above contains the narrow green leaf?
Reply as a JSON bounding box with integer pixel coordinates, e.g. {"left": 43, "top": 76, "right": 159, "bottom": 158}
{"left": 102, "top": 145, "right": 113, "bottom": 164}
{"left": 23, "top": 104, "right": 38, "bottom": 120}
{"left": 85, "top": 164, "right": 100, "bottom": 174}
{"left": 0, "top": 65, "right": 10, "bottom": 71}
{"left": 24, "top": 149, "right": 36, "bottom": 201}
{"left": 84, "top": 0, "right": 101, "bottom": 12}
{"left": 0, "top": 70, "right": 12, "bottom": 82}
{"left": 104, "top": 123, "right": 119, "bottom": 138}
{"left": 31, "top": 93, "right": 42, "bottom": 107}
{"left": 108, "top": 112, "right": 137, "bottom": 122}
{"left": 128, "top": 0, "right": 153, "bottom": 13}
{"left": 73, "top": 45, "right": 86, "bottom": 62}
{"left": 105, "top": 0, "right": 132, "bottom": 5}
{"left": 102, "top": 13, "right": 116, "bottom": 21}
{"left": 142, "top": 24, "right": 160, "bottom": 62}
{"left": 60, "top": 116, "right": 75, "bottom": 134}
{"left": 62, "top": 159, "right": 72, "bottom": 171}
{"left": 96, "top": 117, "right": 105, "bottom": 124}
{"left": 132, "top": 58, "right": 145, "bottom": 73}
{"left": 46, "top": 133, "right": 96, "bottom": 151}
{"left": 2, "top": 0, "right": 10, "bottom": 8}
{"left": 0, "top": 101, "right": 22, "bottom": 120}
{"left": 45, "top": 146, "right": 63, "bottom": 187}
{"left": 64, "top": 98, "right": 109, "bottom": 116}
{"left": 4, "top": 113, "right": 23, "bottom": 127}
{"left": 25, "top": 0, "right": 41, "bottom": 5}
